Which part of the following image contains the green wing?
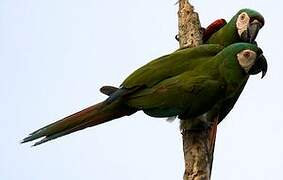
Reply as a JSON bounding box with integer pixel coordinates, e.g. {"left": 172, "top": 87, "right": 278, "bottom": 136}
{"left": 126, "top": 71, "right": 226, "bottom": 119}
{"left": 122, "top": 44, "right": 224, "bottom": 89}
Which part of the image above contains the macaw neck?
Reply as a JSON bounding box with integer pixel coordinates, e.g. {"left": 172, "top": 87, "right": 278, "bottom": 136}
{"left": 215, "top": 52, "right": 247, "bottom": 88}
{"left": 206, "top": 22, "right": 240, "bottom": 47}
{"left": 199, "top": 51, "right": 247, "bottom": 89}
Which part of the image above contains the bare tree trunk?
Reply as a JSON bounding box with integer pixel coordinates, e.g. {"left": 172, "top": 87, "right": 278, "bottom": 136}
{"left": 177, "top": 1, "right": 217, "bottom": 180}
{"left": 177, "top": 0, "right": 202, "bottom": 48}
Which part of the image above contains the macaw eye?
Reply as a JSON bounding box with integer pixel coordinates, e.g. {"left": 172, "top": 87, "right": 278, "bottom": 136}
{"left": 238, "top": 12, "right": 249, "bottom": 22}
{"left": 240, "top": 14, "right": 246, "bottom": 20}
{"left": 243, "top": 51, "right": 250, "bottom": 58}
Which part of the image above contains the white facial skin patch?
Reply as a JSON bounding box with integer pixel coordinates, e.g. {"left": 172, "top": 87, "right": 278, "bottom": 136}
{"left": 237, "top": 49, "right": 257, "bottom": 73}
{"left": 236, "top": 12, "right": 250, "bottom": 37}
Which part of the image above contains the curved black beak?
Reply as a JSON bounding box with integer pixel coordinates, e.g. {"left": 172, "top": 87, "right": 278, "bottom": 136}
{"left": 241, "top": 20, "right": 263, "bottom": 43}
{"left": 248, "top": 20, "right": 263, "bottom": 43}
{"left": 248, "top": 54, "right": 268, "bottom": 78}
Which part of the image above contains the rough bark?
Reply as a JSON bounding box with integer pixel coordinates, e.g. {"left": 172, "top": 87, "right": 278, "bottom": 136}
{"left": 177, "top": 1, "right": 216, "bottom": 180}
{"left": 177, "top": 0, "right": 202, "bottom": 48}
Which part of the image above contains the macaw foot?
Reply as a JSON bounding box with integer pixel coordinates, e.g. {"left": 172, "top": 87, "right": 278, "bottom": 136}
{"left": 180, "top": 115, "right": 218, "bottom": 154}
{"left": 175, "top": 28, "right": 205, "bottom": 42}
{"left": 180, "top": 114, "right": 215, "bottom": 131}
{"left": 175, "top": 34, "right": 180, "bottom": 41}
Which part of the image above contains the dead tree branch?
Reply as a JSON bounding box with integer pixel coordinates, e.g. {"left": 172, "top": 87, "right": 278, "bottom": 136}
{"left": 177, "top": 1, "right": 216, "bottom": 179}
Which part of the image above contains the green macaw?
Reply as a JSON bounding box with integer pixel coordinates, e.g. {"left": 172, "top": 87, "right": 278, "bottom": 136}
{"left": 176, "top": 8, "right": 264, "bottom": 45}
{"left": 22, "top": 43, "right": 267, "bottom": 146}
{"left": 102, "top": 8, "right": 265, "bottom": 124}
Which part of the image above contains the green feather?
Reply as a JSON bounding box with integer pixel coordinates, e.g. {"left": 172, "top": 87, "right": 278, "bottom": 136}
{"left": 122, "top": 44, "right": 224, "bottom": 89}
{"left": 203, "top": 8, "right": 264, "bottom": 124}
{"left": 206, "top": 8, "right": 264, "bottom": 46}
{"left": 125, "top": 43, "right": 260, "bottom": 119}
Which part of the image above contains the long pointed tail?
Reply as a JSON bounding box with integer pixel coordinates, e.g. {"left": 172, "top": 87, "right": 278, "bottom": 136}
{"left": 21, "top": 101, "right": 135, "bottom": 146}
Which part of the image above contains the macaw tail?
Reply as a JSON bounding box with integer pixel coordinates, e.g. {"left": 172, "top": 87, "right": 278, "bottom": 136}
{"left": 21, "top": 100, "right": 136, "bottom": 146}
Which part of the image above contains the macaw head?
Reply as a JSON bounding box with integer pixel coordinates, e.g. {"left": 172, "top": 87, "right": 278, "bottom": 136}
{"left": 234, "top": 43, "right": 267, "bottom": 78}
{"left": 232, "top": 9, "right": 265, "bottom": 43}
{"left": 220, "top": 43, "right": 267, "bottom": 79}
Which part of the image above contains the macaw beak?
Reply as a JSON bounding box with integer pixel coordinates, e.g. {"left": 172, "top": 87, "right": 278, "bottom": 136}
{"left": 241, "top": 20, "right": 263, "bottom": 43}
{"left": 248, "top": 54, "right": 268, "bottom": 78}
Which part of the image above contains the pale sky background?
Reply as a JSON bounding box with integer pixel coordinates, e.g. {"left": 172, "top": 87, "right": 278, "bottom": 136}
{"left": 1, "top": 0, "right": 283, "bottom": 179}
